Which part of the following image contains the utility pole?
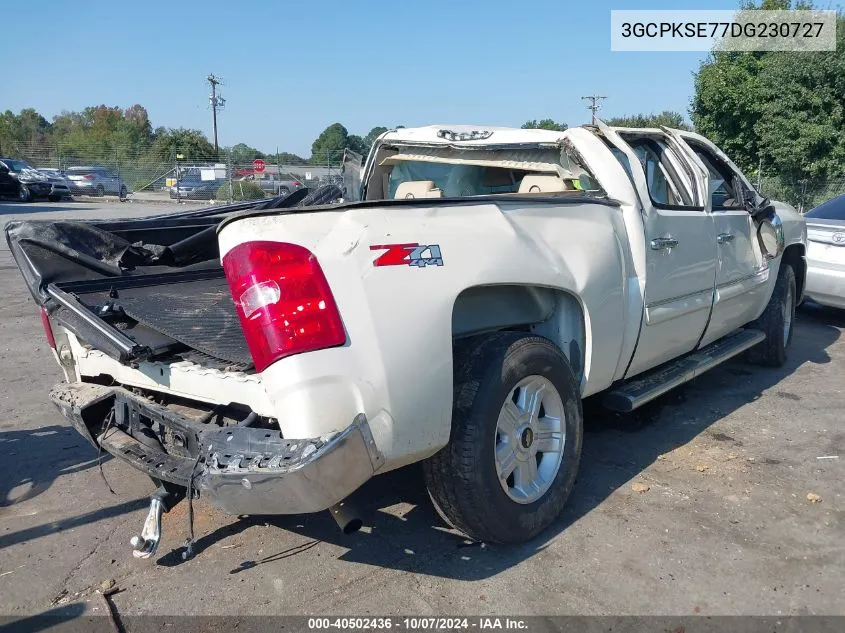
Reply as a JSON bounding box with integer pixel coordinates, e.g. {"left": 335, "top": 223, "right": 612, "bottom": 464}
{"left": 207, "top": 74, "right": 225, "bottom": 158}
{"left": 581, "top": 95, "right": 607, "bottom": 124}
{"left": 799, "top": 178, "right": 809, "bottom": 214}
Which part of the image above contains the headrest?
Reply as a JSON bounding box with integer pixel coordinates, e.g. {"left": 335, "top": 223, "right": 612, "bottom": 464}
{"left": 518, "top": 174, "right": 567, "bottom": 193}
{"left": 395, "top": 180, "right": 443, "bottom": 199}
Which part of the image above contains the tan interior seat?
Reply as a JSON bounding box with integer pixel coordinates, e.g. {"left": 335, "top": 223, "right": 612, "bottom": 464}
{"left": 395, "top": 180, "right": 443, "bottom": 199}
{"left": 518, "top": 174, "right": 567, "bottom": 193}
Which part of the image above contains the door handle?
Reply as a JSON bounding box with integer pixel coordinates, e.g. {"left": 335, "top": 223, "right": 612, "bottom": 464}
{"left": 717, "top": 232, "right": 735, "bottom": 244}
{"left": 650, "top": 236, "right": 679, "bottom": 251}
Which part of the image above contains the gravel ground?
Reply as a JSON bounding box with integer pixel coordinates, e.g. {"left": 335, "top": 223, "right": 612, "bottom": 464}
{"left": 0, "top": 200, "right": 842, "bottom": 619}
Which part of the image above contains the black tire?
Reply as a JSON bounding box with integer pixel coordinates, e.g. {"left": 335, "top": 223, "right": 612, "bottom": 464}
{"left": 746, "top": 262, "right": 796, "bottom": 367}
{"left": 423, "top": 332, "right": 583, "bottom": 544}
{"left": 119, "top": 186, "right": 128, "bottom": 201}
{"left": 18, "top": 185, "right": 31, "bottom": 202}
{"left": 96, "top": 184, "right": 105, "bottom": 197}
{"left": 278, "top": 186, "right": 290, "bottom": 195}
{"left": 48, "top": 193, "right": 61, "bottom": 202}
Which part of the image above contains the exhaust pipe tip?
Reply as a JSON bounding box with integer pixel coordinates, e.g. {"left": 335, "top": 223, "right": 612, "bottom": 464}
{"left": 329, "top": 501, "right": 363, "bottom": 535}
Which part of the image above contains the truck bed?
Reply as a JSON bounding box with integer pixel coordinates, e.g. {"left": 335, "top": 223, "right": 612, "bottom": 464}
{"left": 61, "top": 273, "right": 251, "bottom": 366}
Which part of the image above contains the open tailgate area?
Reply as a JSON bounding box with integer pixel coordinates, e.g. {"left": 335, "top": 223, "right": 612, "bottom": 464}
{"left": 54, "top": 272, "right": 252, "bottom": 367}
{"left": 5, "top": 214, "right": 253, "bottom": 369}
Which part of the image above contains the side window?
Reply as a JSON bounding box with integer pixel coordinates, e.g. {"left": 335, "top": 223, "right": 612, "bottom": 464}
{"left": 626, "top": 138, "right": 699, "bottom": 209}
{"left": 689, "top": 145, "right": 744, "bottom": 210}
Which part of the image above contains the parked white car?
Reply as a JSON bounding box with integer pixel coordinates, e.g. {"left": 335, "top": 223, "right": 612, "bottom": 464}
{"left": 7, "top": 122, "right": 806, "bottom": 558}
{"left": 804, "top": 193, "right": 845, "bottom": 309}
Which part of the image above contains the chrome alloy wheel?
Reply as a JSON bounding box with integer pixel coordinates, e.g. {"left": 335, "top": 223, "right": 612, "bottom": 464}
{"left": 494, "top": 375, "right": 565, "bottom": 504}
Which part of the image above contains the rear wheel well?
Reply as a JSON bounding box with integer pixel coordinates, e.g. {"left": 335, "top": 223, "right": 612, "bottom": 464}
{"left": 451, "top": 284, "right": 587, "bottom": 384}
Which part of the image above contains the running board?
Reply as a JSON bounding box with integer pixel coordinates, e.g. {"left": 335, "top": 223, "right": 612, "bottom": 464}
{"left": 603, "top": 329, "right": 766, "bottom": 413}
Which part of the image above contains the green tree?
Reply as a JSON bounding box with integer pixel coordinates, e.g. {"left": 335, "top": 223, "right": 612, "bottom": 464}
{"left": 274, "top": 151, "right": 307, "bottom": 164}
{"left": 151, "top": 128, "right": 216, "bottom": 161}
{"left": 605, "top": 111, "right": 692, "bottom": 130}
{"left": 347, "top": 134, "right": 366, "bottom": 156}
{"left": 691, "top": 1, "right": 845, "bottom": 202}
{"left": 363, "top": 126, "right": 389, "bottom": 154}
{"left": 118, "top": 104, "right": 154, "bottom": 148}
{"left": 311, "top": 123, "right": 349, "bottom": 164}
{"left": 230, "top": 143, "right": 266, "bottom": 165}
{"left": 521, "top": 119, "right": 568, "bottom": 131}
{"left": 0, "top": 108, "right": 52, "bottom": 154}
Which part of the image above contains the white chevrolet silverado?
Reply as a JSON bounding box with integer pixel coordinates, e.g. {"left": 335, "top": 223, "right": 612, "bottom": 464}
{"left": 6, "top": 122, "right": 807, "bottom": 558}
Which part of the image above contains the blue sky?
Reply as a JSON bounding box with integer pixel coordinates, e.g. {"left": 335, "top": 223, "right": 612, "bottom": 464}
{"left": 3, "top": 0, "right": 742, "bottom": 156}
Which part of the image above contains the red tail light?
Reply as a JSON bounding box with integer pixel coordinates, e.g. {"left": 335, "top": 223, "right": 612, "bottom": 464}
{"left": 293, "top": 181, "right": 302, "bottom": 187}
{"left": 84, "top": 174, "right": 95, "bottom": 180}
{"left": 222, "top": 241, "right": 345, "bottom": 372}
{"left": 40, "top": 307, "right": 57, "bottom": 349}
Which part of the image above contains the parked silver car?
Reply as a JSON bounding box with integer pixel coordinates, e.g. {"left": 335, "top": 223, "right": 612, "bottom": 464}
{"left": 37, "top": 168, "right": 73, "bottom": 200}
{"left": 236, "top": 175, "right": 304, "bottom": 196}
{"left": 65, "top": 166, "right": 128, "bottom": 198}
{"left": 805, "top": 193, "right": 845, "bottom": 309}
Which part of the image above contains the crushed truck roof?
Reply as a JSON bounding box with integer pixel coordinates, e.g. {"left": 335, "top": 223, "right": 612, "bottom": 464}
{"left": 380, "top": 124, "right": 571, "bottom": 146}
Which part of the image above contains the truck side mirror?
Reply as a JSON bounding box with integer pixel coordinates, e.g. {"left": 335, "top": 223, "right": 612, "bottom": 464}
{"left": 757, "top": 214, "right": 785, "bottom": 260}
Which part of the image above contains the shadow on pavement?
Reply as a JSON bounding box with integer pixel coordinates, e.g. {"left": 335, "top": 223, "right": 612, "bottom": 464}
{"left": 0, "top": 425, "right": 104, "bottom": 508}
{"left": 171, "top": 313, "right": 840, "bottom": 580}
{"left": 0, "top": 497, "right": 147, "bottom": 551}
{"left": 0, "top": 423, "right": 147, "bottom": 551}
{"left": 0, "top": 603, "right": 88, "bottom": 633}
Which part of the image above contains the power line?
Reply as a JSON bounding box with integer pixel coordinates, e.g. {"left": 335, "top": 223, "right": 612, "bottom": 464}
{"left": 207, "top": 74, "right": 225, "bottom": 158}
{"left": 581, "top": 95, "right": 607, "bottom": 125}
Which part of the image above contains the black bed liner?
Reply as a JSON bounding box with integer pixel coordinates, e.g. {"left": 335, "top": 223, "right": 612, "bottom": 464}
{"left": 110, "top": 277, "right": 250, "bottom": 365}
{"left": 56, "top": 272, "right": 251, "bottom": 366}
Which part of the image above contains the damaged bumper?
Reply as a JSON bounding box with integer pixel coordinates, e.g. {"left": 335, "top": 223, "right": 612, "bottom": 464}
{"left": 50, "top": 382, "right": 384, "bottom": 515}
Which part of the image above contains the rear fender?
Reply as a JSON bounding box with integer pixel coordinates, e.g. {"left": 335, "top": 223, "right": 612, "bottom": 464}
{"left": 219, "top": 198, "right": 628, "bottom": 471}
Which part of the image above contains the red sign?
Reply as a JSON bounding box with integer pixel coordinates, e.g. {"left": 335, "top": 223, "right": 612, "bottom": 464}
{"left": 252, "top": 159, "right": 266, "bottom": 173}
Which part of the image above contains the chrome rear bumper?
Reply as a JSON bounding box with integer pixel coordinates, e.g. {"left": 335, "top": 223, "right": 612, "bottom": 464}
{"left": 197, "top": 413, "right": 383, "bottom": 515}
{"left": 50, "top": 382, "right": 384, "bottom": 515}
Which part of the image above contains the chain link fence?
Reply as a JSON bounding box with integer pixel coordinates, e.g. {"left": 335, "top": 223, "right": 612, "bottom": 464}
{"left": 1, "top": 139, "right": 357, "bottom": 204}
{"left": 758, "top": 175, "right": 845, "bottom": 214}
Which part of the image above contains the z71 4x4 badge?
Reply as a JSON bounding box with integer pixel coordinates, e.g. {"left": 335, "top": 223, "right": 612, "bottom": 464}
{"left": 370, "top": 243, "right": 444, "bottom": 268}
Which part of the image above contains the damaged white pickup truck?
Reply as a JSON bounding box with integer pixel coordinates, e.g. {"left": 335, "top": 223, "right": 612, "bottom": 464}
{"left": 6, "top": 122, "right": 806, "bottom": 558}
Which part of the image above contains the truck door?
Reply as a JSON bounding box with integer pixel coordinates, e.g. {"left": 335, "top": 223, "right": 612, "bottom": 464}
{"left": 595, "top": 122, "right": 717, "bottom": 377}
{"left": 668, "top": 130, "right": 769, "bottom": 346}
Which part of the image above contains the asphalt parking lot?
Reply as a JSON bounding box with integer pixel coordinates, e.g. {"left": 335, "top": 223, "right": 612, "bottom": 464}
{"left": 0, "top": 199, "right": 843, "bottom": 619}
